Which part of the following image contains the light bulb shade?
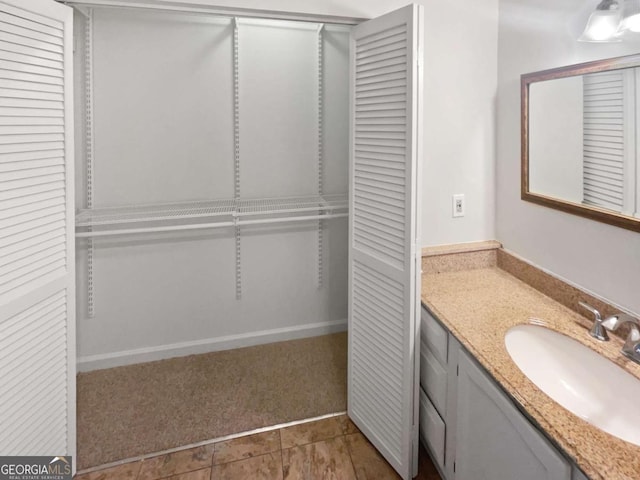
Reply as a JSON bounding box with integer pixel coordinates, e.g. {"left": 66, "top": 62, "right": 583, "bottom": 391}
{"left": 579, "top": 6, "right": 622, "bottom": 41}
{"left": 621, "top": 0, "right": 640, "bottom": 32}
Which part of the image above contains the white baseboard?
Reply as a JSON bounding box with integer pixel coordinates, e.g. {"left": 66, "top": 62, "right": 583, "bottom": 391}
{"left": 77, "top": 319, "right": 347, "bottom": 372}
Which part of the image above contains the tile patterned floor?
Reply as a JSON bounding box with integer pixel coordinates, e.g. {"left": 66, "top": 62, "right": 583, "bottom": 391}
{"left": 76, "top": 415, "right": 442, "bottom": 480}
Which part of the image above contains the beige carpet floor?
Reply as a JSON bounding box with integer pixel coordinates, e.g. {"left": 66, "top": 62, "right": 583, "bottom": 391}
{"left": 77, "top": 332, "right": 347, "bottom": 470}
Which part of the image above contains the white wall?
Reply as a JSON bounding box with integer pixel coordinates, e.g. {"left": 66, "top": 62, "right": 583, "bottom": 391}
{"left": 529, "top": 76, "right": 583, "bottom": 203}
{"left": 497, "top": 0, "right": 640, "bottom": 315}
{"left": 164, "top": 0, "right": 500, "bottom": 246}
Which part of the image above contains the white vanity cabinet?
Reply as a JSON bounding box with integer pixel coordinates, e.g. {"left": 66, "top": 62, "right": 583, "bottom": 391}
{"left": 419, "top": 308, "right": 451, "bottom": 474}
{"left": 572, "top": 468, "right": 590, "bottom": 480}
{"left": 420, "top": 306, "right": 588, "bottom": 480}
{"left": 455, "top": 349, "right": 570, "bottom": 480}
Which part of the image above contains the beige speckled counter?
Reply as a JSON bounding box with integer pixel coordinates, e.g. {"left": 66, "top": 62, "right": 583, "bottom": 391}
{"left": 422, "top": 266, "right": 640, "bottom": 480}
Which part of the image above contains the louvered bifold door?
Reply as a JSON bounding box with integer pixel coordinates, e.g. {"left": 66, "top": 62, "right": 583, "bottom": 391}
{"left": 582, "top": 69, "right": 635, "bottom": 214}
{"left": 348, "top": 5, "right": 423, "bottom": 480}
{"left": 0, "top": 0, "right": 75, "bottom": 465}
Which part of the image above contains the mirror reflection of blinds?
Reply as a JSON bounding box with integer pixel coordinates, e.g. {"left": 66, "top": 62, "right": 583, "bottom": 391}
{"left": 582, "top": 71, "right": 634, "bottom": 212}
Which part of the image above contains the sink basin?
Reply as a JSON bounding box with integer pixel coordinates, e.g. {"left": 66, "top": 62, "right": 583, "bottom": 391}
{"left": 505, "top": 324, "right": 640, "bottom": 447}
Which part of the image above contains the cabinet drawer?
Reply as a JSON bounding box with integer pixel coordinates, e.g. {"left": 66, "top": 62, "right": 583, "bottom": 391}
{"left": 419, "top": 386, "right": 445, "bottom": 470}
{"left": 420, "top": 340, "right": 447, "bottom": 416}
{"left": 422, "top": 307, "right": 448, "bottom": 365}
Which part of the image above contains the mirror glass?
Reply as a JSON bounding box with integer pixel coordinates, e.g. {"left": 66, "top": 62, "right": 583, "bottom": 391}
{"left": 522, "top": 54, "right": 640, "bottom": 232}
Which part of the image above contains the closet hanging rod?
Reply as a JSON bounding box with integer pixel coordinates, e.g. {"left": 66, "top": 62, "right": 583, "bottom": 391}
{"left": 59, "top": 0, "right": 365, "bottom": 25}
{"left": 75, "top": 220, "right": 236, "bottom": 237}
{"left": 75, "top": 213, "right": 348, "bottom": 238}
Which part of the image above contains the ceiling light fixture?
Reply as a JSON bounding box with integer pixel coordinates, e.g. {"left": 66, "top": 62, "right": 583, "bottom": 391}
{"left": 620, "top": 0, "right": 640, "bottom": 31}
{"left": 580, "top": 0, "right": 622, "bottom": 42}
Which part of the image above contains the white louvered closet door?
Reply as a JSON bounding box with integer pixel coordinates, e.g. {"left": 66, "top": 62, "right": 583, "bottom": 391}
{"left": 0, "top": 0, "right": 75, "bottom": 465}
{"left": 348, "top": 5, "right": 423, "bottom": 480}
{"left": 583, "top": 69, "right": 636, "bottom": 214}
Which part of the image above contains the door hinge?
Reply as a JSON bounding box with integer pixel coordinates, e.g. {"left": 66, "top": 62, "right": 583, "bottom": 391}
{"left": 456, "top": 365, "right": 459, "bottom": 376}
{"left": 453, "top": 461, "right": 456, "bottom": 473}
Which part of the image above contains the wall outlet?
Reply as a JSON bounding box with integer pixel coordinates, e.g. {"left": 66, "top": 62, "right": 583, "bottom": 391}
{"left": 453, "top": 194, "right": 465, "bottom": 217}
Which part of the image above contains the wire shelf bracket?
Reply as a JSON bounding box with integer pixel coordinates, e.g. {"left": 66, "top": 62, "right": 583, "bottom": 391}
{"left": 317, "top": 24, "right": 324, "bottom": 289}
{"left": 84, "top": 7, "right": 95, "bottom": 320}
{"left": 233, "top": 17, "right": 241, "bottom": 300}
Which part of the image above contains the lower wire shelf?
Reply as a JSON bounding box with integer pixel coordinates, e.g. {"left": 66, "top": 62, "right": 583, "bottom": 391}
{"left": 75, "top": 194, "right": 349, "bottom": 237}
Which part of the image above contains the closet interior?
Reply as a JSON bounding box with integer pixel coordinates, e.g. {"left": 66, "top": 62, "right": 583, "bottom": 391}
{"left": 72, "top": 3, "right": 353, "bottom": 468}
{"left": 74, "top": 6, "right": 351, "bottom": 369}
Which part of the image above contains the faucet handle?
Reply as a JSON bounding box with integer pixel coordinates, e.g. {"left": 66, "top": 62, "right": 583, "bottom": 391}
{"left": 579, "top": 301, "right": 609, "bottom": 341}
{"left": 602, "top": 313, "right": 640, "bottom": 364}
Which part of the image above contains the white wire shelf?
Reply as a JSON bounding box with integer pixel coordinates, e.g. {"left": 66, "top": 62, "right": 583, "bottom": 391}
{"left": 75, "top": 194, "right": 348, "bottom": 237}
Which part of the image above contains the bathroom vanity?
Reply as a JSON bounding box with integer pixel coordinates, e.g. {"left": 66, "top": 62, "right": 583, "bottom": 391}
{"left": 419, "top": 246, "right": 640, "bottom": 480}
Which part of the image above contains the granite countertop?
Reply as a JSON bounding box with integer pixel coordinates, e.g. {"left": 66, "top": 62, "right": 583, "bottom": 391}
{"left": 422, "top": 266, "right": 640, "bottom": 480}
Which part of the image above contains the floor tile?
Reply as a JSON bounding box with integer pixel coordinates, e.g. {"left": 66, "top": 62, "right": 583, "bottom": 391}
{"left": 345, "top": 433, "right": 400, "bottom": 480}
{"left": 138, "top": 444, "right": 215, "bottom": 480}
{"left": 211, "top": 452, "right": 283, "bottom": 480}
{"left": 336, "top": 415, "right": 360, "bottom": 435}
{"left": 214, "top": 430, "right": 281, "bottom": 465}
{"left": 415, "top": 445, "right": 443, "bottom": 480}
{"left": 167, "top": 468, "right": 212, "bottom": 480}
{"left": 75, "top": 461, "right": 142, "bottom": 480}
{"left": 282, "top": 436, "right": 356, "bottom": 480}
{"left": 280, "top": 417, "right": 343, "bottom": 449}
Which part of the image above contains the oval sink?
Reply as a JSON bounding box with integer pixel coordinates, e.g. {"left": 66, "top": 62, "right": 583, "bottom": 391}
{"left": 505, "top": 324, "right": 640, "bottom": 447}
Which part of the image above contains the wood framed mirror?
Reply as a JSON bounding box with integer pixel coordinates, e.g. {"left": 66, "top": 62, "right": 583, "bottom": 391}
{"left": 521, "top": 53, "right": 640, "bottom": 232}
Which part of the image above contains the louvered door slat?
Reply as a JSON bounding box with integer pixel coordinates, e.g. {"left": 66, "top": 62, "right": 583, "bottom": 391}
{"left": 349, "top": 5, "right": 422, "bottom": 480}
{"left": 0, "top": 69, "right": 63, "bottom": 86}
{"left": 0, "top": 141, "right": 64, "bottom": 154}
{"left": 0, "top": 11, "right": 62, "bottom": 37}
{"left": 356, "top": 164, "right": 406, "bottom": 180}
{"left": 0, "top": 117, "right": 63, "bottom": 127}
{"left": 0, "top": 42, "right": 63, "bottom": 63}
{"left": 0, "top": 148, "right": 64, "bottom": 162}
{"left": 0, "top": 189, "right": 63, "bottom": 214}
{"left": 353, "top": 283, "right": 405, "bottom": 329}
{"left": 356, "top": 208, "right": 404, "bottom": 230}
{"left": 357, "top": 39, "right": 406, "bottom": 60}
{"left": 0, "top": 133, "right": 64, "bottom": 144}
{"left": 0, "top": 89, "right": 63, "bottom": 103}
{"left": 0, "top": 31, "right": 63, "bottom": 54}
{"left": 0, "top": 20, "right": 63, "bottom": 45}
{"left": 0, "top": 48, "right": 63, "bottom": 70}
{"left": 0, "top": 125, "right": 64, "bottom": 136}
{"left": 0, "top": 0, "right": 75, "bottom": 464}
{"left": 0, "top": 183, "right": 65, "bottom": 204}
{"left": 356, "top": 25, "right": 407, "bottom": 49}
{"left": 0, "top": 189, "right": 63, "bottom": 213}
{"left": 356, "top": 63, "right": 407, "bottom": 80}
{"left": 357, "top": 70, "right": 406, "bottom": 85}
{"left": 0, "top": 300, "right": 65, "bottom": 363}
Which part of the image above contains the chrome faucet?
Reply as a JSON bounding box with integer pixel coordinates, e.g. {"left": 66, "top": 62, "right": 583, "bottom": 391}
{"left": 602, "top": 313, "right": 640, "bottom": 365}
{"left": 579, "top": 301, "right": 609, "bottom": 341}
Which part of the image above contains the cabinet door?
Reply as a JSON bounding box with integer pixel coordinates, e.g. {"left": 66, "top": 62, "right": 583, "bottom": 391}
{"left": 572, "top": 467, "right": 590, "bottom": 480}
{"left": 455, "top": 350, "right": 570, "bottom": 480}
{"left": 348, "top": 4, "right": 423, "bottom": 480}
{"left": 0, "top": 0, "right": 76, "bottom": 468}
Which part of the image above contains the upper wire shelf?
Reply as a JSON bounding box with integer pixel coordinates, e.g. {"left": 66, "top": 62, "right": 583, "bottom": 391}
{"left": 76, "top": 199, "right": 237, "bottom": 227}
{"left": 237, "top": 194, "right": 347, "bottom": 216}
{"left": 75, "top": 193, "right": 348, "bottom": 237}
